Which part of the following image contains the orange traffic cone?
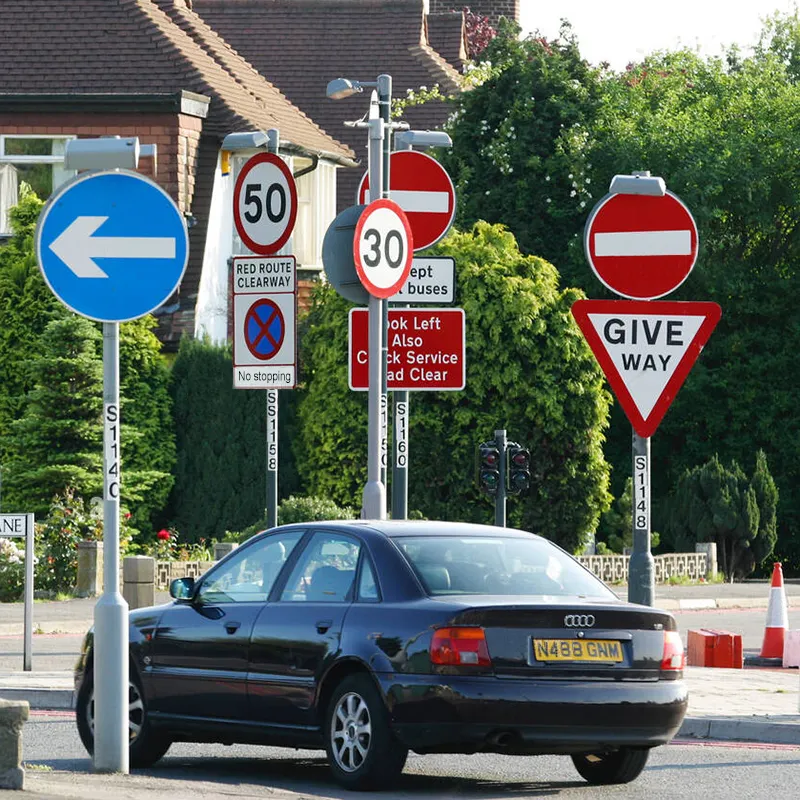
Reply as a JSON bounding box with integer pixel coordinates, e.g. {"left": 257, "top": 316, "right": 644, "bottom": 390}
{"left": 760, "top": 562, "right": 789, "bottom": 659}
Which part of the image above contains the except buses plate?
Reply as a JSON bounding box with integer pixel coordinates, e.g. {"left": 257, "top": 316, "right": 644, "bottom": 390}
{"left": 532, "top": 638, "right": 623, "bottom": 663}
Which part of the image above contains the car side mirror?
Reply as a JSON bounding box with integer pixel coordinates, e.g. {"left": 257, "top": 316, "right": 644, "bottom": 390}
{"left": 170, "top": 577, "right": 195, "bottom": 600}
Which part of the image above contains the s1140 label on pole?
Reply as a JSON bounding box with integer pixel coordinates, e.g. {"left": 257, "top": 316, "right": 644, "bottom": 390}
{"left": 104, "top": 403, "right": 120, "bottom": 501}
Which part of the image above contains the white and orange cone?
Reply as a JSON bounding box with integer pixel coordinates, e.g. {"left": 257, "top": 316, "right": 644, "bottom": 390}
{"left": 760, "top": 562, "right": 789, "bottom": 659}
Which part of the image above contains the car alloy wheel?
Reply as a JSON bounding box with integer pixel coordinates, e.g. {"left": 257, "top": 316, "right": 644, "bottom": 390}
{"left": 324, "top": 674, "right": 407, "bottom": 790}
{"left": 85, "top": 680, "right": 145, "bottom": 743}
{"left": 331, "top": 691, "right": 373, "bottom": 772}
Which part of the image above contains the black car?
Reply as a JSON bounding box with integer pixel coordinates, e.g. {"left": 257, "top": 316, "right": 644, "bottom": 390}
{"left": 75, "top": 520, "right": 687, "bottom": 789}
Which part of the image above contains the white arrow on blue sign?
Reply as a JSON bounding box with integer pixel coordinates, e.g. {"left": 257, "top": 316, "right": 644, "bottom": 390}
{"left": 35, "top": 170, "right": 189, "bottom": 322}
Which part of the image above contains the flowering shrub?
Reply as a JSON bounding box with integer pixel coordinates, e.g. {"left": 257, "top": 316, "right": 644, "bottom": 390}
{"left": 35, "top": 487, "right": 136, "bottom": 595}
{"left": 142, "top": 528, "right": 213, "bottom": 562}
{"left": 0, "top": 538, "right": 28, "bottom": 602}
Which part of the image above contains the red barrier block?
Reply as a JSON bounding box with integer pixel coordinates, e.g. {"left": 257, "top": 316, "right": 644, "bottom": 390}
{"left": 687, "top": 629, "right": 743, "bottom": 668}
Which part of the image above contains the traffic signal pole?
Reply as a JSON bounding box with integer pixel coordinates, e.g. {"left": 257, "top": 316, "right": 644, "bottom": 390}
{"left": 494, "top": 429, "right": 507, "bottom": 527}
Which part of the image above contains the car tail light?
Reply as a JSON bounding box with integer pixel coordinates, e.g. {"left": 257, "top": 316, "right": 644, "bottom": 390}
{"left": 661, "top": 630, "right": 685, "bottom": 670}
{"left": 431, "top": 627, "right": 492, "bottom": 667}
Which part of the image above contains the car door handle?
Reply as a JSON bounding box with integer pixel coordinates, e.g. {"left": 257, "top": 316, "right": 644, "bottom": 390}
{"left": 316, "top": 619, "right": 333, "bottom": 634}
{"left": 224, "top": 621, "right": 241, "bottom": 634}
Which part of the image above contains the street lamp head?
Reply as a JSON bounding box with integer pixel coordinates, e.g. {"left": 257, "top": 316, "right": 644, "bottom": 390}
{"left": 326, "top": 78, "right": 363, "bottom": 100}
{"left": 221, "top": 131, "right": 270, "bottom": 151}
{"left": 394, "top": 130, "right": 453, "bottom": 150}
{"left": 609, "top": 173, "right": 666, "bottom": 196}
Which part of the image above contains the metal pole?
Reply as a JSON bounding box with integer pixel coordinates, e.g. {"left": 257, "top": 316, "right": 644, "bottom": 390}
{"left": 265, "top": 129, "right": 280, "bottom": 529}
{"left": 494, "top": 429, "right": 507, "bottom": 528}
{"left": 379, "top": 75, "right": 391, "bottom": 497}
{"left": 362, "top": 89, "right": 387, "bottom": 519}
{"left": 23, "top": 513, "right": 33, "bottom": 671}
{"left": 391, "top": 125, "right": 411, "bottom": 520}
{"left": 628, "top": 430, "right": 654, "bottom": 606}
{"left": 94, "top": 322, "right": 129, "bottom": 773}
{"left": 266, "top": 389, "right": 278, "bottom": 528}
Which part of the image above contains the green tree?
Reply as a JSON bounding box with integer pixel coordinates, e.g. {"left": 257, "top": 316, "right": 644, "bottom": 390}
{"left": 439, "top": 21, "right": 602, "bottom": 271}
{"left": 666, "top": 452, "right": 777, "bottom": 580}
{"left": 0, "top": 186, "right": 62, "bottom": 472}
{"left": 296, "top": 222, "right": 612, "bottom": 552}
{"left": 167, "top": 337, "right": 300, "bottom": 542}
{"left": 4, "top": 316, "right": 103, "bottom": 512}
{"left": 118, "top": 316, "right": 176, "bottom": 534}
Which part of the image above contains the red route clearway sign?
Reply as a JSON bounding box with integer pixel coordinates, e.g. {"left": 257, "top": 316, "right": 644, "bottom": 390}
{"left": 571, "top": 299, "right": 721, "bottom": 437}
{"left": 349, "top": 308, "right": 465, "bottom": 391}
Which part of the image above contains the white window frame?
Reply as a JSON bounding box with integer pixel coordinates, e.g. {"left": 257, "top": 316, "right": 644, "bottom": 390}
{"left": 0, "top": 134, "right": 76, "bottom": 235}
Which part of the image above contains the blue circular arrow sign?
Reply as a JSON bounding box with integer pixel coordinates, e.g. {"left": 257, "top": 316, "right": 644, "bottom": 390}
{"left": 35, "top": 170, "right": 189, "bottom": 322}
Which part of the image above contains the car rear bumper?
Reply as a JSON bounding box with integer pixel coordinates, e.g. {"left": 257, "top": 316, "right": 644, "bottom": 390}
{"left": 378, "top": 673, "right": 688, "bottom": 755}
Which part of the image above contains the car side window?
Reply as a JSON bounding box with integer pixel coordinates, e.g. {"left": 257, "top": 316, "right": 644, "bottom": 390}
{"left": 280, "top": 531, "right": 360, "bottom": 603}
{"left": 197, "top": 531, "right": 303, "bottom": 604}
{"left": 358, "top": 557, "right": 380, "bottom": 602}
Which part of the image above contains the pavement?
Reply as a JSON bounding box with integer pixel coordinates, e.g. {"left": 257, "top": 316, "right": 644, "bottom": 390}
{"left": 1, "top": 579, "right": 799, "bottom": 796}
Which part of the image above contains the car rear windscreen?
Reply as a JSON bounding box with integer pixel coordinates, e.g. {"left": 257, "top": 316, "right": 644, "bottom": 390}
{"left": 396, "top": 536, "right": 616, "bottom": 598}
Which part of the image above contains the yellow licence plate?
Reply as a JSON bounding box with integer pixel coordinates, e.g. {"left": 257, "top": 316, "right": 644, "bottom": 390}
{"left": 533, "top": 638, "right": 623, "bottom": 663}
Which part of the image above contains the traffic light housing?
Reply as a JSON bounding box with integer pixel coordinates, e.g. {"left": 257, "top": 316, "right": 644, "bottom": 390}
{"left": 507, "top": 443, "right": 531, "bottom": 494}
{"left": 477, "top": 442, "right": 501, "bottom": 495}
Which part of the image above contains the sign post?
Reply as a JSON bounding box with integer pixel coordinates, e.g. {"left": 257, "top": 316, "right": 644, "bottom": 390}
{"left": 36, "top": 149, "right": 188, "bottom": 773}
{"left": 0, "top": 514, "right": 34, "bottom": 670}
{"left": 574, "top": 171, "right": 720, "bottom": 607}
{"left": 231, "top": 134, "right": 298, "bottom": 529}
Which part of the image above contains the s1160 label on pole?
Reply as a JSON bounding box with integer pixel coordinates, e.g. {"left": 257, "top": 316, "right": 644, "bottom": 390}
{"left": 395, "top": 401, "right": 407, "bottom": 468}
{"left": 104, "top": 403, "right": 120, "bottom": 501}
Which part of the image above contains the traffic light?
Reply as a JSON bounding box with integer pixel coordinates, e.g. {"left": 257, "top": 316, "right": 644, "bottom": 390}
{"left": 477, "top": 442, "right": 501, "bottom": 495}
{"left": 507, "top": 443, "right": 531, "bottom": 494}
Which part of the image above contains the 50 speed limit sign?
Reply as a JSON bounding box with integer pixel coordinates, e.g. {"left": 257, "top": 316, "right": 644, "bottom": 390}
{"left": 234, "top": 153, "right": 298, "bottom": 255}
{"left": 353, "top": 199, "right": 414, "bottom": 298}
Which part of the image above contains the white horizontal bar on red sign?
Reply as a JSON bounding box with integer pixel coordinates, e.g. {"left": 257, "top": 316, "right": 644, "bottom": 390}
{"left": 594, "top": 230, "right": 692, "bottom": 257}
{"left": 364, "top": 189, "right": 449, "bottom": 213}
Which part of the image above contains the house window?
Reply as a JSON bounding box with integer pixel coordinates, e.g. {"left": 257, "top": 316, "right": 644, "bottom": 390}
{"left": 0, "top": 135, "right": 76, "bottom": 234}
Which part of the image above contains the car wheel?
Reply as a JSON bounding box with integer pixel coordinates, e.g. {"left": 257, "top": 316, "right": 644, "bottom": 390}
{"left": 324, "top": 673, "right": 408, "bottom": 790}
{"left": 76, "top": 669, "right": 171, "bottom": 768}
{"left": 571, "top": 747, "right": 650, "bottom": 785}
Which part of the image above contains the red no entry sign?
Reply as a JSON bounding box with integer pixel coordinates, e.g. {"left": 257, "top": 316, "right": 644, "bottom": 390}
{"left": 357, "top": 151, "right": 456, "bottom": 251}
{"left": 349, "top": 308, "right": 465, "bottom": 391}
{"left": 584, "top": 191, "right": 698, "bottom": 299}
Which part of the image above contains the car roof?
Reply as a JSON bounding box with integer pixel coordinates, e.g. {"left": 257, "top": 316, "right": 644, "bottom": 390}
{"left": 279, "top": 519, "right": 545, "bottom": 541}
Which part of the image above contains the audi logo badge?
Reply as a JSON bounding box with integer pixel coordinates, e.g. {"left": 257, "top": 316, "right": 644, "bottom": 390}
{"left": 564, "top": 614, "right": 595, "bottom": 628}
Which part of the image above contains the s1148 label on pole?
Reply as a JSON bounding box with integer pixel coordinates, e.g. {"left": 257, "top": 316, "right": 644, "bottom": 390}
{"left": 104, "top": 403, "right": 120, "bottom": 501}
{"left": 634, "top": 454, "right": 649, "bottom": 532}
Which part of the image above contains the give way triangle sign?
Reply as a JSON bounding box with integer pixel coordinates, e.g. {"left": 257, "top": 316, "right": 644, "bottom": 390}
{"left": 571, "top": 299, "right": 722, "bottom": 438}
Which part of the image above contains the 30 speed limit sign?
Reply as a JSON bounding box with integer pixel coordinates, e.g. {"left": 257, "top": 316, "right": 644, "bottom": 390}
{"left": 234, "top": 153, "right": 298, "bottom": 255}
{"left": 353, "top": 199, "right": 414, "bottom": 298}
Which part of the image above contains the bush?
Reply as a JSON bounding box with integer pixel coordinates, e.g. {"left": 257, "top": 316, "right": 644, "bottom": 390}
{"left": 229, "top": 495, "right": 357, "bottom": 544}
{"left": 0, "top": 538, "right": 28, "bottom": 602}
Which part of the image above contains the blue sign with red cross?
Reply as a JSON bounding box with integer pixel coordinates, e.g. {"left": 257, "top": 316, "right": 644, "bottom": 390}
{"left": 245, "top": 298, "right": 285, "bottom": 360}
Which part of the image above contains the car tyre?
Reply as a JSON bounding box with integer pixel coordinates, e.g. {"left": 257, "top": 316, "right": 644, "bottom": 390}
{"left": 324, "top": 673, "right": 408, "bottom": 790}
{"left": 76, "top": 668, "right": 171, "bottom": 768}
{"left": 571, "top": 747, "right": 650, "bottom": 785}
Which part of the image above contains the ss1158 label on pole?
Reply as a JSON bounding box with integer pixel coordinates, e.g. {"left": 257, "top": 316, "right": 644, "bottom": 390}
{"left": 104, "top": 403, "right": 120, "bottom": 501}
{"left": 266, "top": 390, "right": 278, "bottom": 471}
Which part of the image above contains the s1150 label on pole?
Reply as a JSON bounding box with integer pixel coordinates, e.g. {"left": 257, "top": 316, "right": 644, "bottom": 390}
{"left": 104, "top": 403, "right": 120, "bottom": 501}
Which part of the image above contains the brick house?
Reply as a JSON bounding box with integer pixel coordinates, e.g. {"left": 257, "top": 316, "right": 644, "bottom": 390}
{"left": 0, "top": 0, "right": 354, "bottom": 347}
{"left": 193, "top": 0, "right": 467, "bottom": 212}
